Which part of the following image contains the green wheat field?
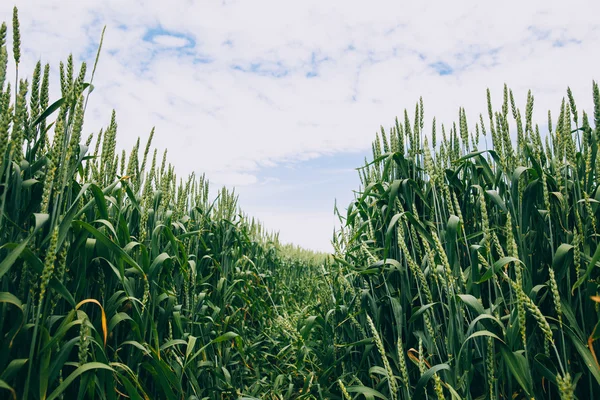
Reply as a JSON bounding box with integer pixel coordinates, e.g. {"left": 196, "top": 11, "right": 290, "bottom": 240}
{"left": 1, "top": 7, "right": 600, "bottom": 400}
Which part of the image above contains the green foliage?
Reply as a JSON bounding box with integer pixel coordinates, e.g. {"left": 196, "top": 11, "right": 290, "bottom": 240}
{"left": 0, "top": 10, "right": 326, "bottom": 399}
{"left": 325, "top": 85, "right": 600, "bottom": 398}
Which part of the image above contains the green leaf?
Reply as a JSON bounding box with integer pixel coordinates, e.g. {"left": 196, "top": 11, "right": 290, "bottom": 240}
{"left": 90, "top": 184, "right": 109, "bottom": 220}
{"left": 117, "top": 374, "right": 145, "bottom": 400}
{"left": 567, "top": 329, "right": 600, "bottom": 386}
{"left": 159, "top": 339, "right": 187, "bottom": 352}
{"left": 478, "top": 257, "right": 523, "bottom": 283}
{"left": 0, "top": 358, "right": 27, "bottom": 382}
{"left": 457, "top": 330, "right": 504, "bottom": 362}
{"left": 572, "top": 242, "right": 600, "bottom": 293}
{"left": 107, "top": 312, "right": 133, "bottom": 332}
{"left": 446, "top": 215, "right": 460, "bottom": 274}
{"left": 499, "top": 346, "right": 533, "bottom": 397}
{"left": 30, "top": 97, "right": 65, "bottom": 127}
{"left": 4, "top": 245, "right": 76, "bottom": 307}
{"left": 47, "top": 362, "right": 114, "bottom": 400}
{"left": 466, "top": 314, "right": 504, "bottom": 337}
{"left": 57, "top": 183, "right": 90, "bottom": 247}
{"left": 0, "top": 379, "right": 16, "bottom": 400}
{"left": 456, "top": 294, "right": 485, "bottom": 316}
{"left": 413, "top": 364, "right": 450, "bottom": 400}
{"left": 408, "top": 303, "right": 440, "bottom": 324}
{"left": 346, "top": 385, "right": 387, "bottom": 399}
{"left": 148, "top": 252, "right": 171, "bottom": 279}
{"left": 185, "top": 336, "right": 197, "bottom": 359}
{"left": 385, "top": 213, "right": 404, "bottom": 255}
{"left": 120, "top": 341, "right": 150, "bottom": 356}
{"left": 0, "top": 292, "right": 24, "bottom": 347}
{"left": 552, "top": 243, "right": 574, "bottom": 281}
{"left": 0, "top": 213, "right": 47, "bottom": 280}
{"left": 368, "top": 258, "right": 402, "bottom": 271}
{"left": 213, "top": 332, "right": 239, "bottom": 343}
{"left": 75, "top": 221, "right": 144, "bottom": 274}
{"left": 534, "top": 354, "right": 558, "bottom": 385}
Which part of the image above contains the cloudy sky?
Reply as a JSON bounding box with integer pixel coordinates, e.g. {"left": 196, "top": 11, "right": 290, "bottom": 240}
{"left": 2, "top": 0, "right": 599, "bottom": 251}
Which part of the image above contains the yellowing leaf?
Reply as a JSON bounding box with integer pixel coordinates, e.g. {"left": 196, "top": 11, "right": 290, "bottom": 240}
{"left": 76, "top": 298, "right": 108, "bottom": 347}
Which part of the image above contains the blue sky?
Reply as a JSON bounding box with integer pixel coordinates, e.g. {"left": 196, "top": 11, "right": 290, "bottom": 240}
{"left": 3, "top": 0, "right": 600, "bottom": 251}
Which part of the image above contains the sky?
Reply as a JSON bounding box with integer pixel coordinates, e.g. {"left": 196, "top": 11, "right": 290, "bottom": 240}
{"left": 2, "top": 0, "right": 599, "bottom": 252}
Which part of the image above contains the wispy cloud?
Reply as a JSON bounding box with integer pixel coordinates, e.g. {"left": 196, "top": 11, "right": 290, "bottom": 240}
{"left": 150, "top": 34, "right": 192, "bottom": 48}
{"left": 429, "top": 61, "right": 453, "bottom": 76}
{"left": 231, "top": 61, "right": 289, "bottom": 78}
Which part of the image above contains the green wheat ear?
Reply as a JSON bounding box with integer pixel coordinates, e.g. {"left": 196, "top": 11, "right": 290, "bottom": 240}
{"left": 10, "top": 78, "right": 27, "bottom": 160}
{"left": 593, "top": 81, "right": 600, "bottom": 132}
{"left": 29, "top": 61, "right": 41, "bottom": 120}
{"left": 12, "top": 7, "right": 20, "bottom": 66}
{"left": 0, "top": 23, "right": 6, "bottom": 88}
{"left": 0, "top": 22, "right": 6, "bottom": 47}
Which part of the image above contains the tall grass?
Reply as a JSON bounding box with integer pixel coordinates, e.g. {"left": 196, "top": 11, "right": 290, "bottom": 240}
{"left": 325, "top": 83, "right": 600, "bottom": 398}
{"left": 0, "top": 9, "right": 326, "bottom": 399}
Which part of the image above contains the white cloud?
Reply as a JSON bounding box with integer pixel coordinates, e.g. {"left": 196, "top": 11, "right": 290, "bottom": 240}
{"left": 2, "top": 0, "right": 600, "bottom": 250}
{"left": 246, "top": 208, "right": 338, "bottom": 253}
{"left": 210, "top": 172, "right": 257, "bottom": 186}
